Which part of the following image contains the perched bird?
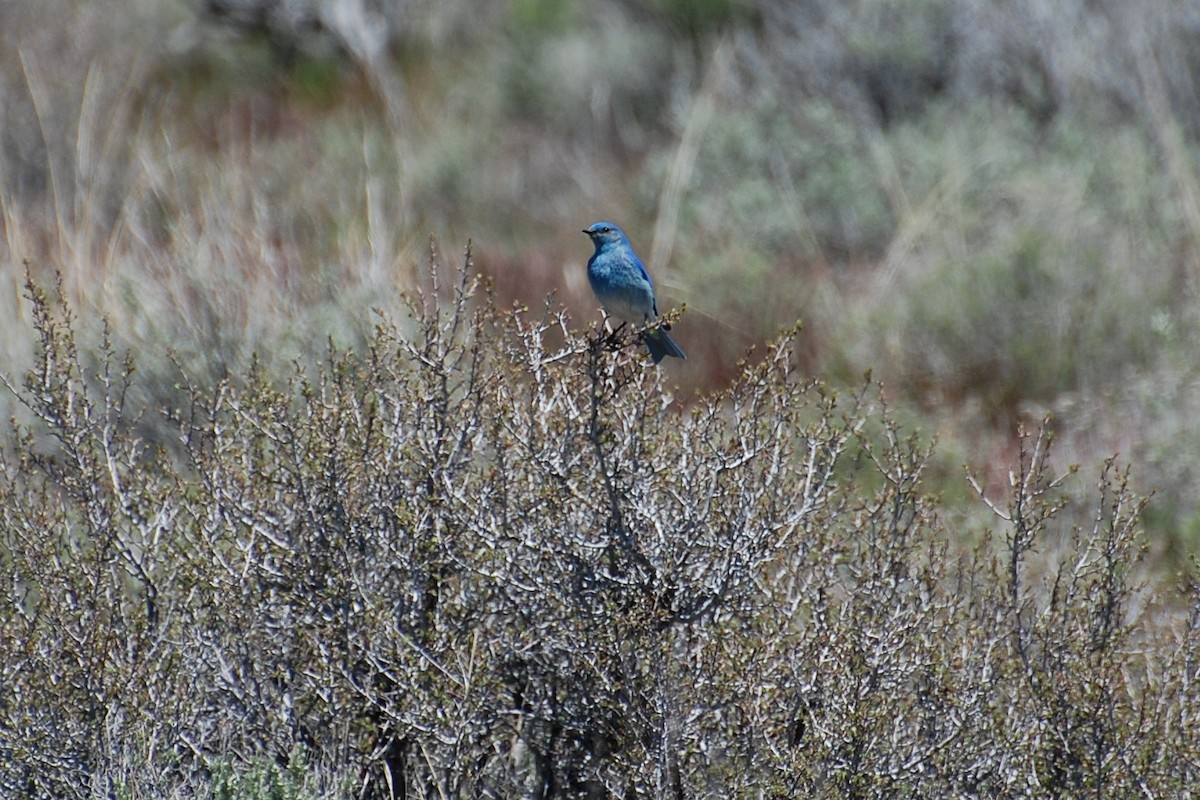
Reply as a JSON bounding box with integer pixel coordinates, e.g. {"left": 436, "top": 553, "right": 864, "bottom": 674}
{"left": 582, "top": 222, "right": 685, "bottom": 363}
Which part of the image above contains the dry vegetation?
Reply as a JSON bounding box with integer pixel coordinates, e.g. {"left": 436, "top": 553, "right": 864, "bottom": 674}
{"left": 4, "top": 258, "right": 1200, "bottom": 798}
{"left": 3, "top": 0, "right": 1200, "bottom": 796}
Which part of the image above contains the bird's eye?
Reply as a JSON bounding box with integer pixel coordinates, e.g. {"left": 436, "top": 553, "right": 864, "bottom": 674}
{"left": 601, "top": 226, "right": 611, "bottom": 232}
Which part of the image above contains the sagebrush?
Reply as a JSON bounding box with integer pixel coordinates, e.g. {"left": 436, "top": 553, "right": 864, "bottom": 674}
{"left": 1, "top": 252, "right": 1198, "bottom": 798}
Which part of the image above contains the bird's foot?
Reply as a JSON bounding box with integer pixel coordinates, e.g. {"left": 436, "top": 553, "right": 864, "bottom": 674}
{"left": 588, "top": 323, "right": 629, "bottom": 355}
{"left": 601, "top": 323, "right": 627, "bottom": 353}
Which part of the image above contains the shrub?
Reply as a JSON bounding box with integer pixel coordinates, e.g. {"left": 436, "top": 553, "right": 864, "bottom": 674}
{"left": 1, "top": 253, "right": 1198, "bottom": 798}
{"left": 656, "top": 95, "right": 895, "bottom": 259}
{"left": 839, "top": 106, "right": 1185, "bottom": 423}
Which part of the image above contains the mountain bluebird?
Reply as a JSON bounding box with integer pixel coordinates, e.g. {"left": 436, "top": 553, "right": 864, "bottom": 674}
{"left": 582, "top": 222, "right": 685, "bottom": 363}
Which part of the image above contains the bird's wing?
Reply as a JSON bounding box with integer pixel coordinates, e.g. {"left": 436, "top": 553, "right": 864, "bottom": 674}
{"left": 628, "top": 252, "right": 659, "bottom": 315}
{"left": 631, "top": 253, "right": 654, "bottom": 287}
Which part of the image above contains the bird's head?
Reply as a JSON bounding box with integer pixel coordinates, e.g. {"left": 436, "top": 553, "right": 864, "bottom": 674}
{"left": 582, "top": 222, "right": 629, "bottom": 249}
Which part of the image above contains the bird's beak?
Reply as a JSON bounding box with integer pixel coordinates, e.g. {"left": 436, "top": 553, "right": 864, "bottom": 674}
{"left": 581, "top": 229, "right": 589, "bottom": 235}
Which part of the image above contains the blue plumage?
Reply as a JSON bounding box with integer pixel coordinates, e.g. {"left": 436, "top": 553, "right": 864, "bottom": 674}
{"left": 582, "top": 222, "right": 685, "bottom": 364}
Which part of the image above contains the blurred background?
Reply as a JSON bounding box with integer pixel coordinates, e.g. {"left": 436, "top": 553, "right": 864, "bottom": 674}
{"left": 2, "top": 0, "right": 1200, "bottom": 562}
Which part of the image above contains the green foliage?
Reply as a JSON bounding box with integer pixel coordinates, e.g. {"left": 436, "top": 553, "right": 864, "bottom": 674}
{"left": 286, "top": 55, "right": 351, "bottom": 107}
{"left": 642, "top": 0, "right": 755, "bottom": 38}
{"left": 499, "top": 5, "right": 673, "bottom": 136}
{"left": 903, "top": 233, "right": 1086, "bottom": 416}
{"left": 870, "top": 107, "right": 1181, "bottom": 420}
{"left": 2, "top": 256, "right": 1198, "bottom": 797}
{"left": 509, "top": 0, "right": 578, "bottom": 34}
{"left": 211, "top": 749, "right": 312, "bottom": 800}
{"left": 666, "top": 96, "right": 895, "bottom": 257}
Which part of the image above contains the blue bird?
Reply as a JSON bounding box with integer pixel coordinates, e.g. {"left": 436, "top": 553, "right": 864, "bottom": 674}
{"left": 582, "top": 222, "right": 685, "bottom": 363}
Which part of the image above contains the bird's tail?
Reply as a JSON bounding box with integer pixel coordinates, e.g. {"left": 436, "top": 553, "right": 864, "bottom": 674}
{"left": 644, "top": 326, "right": 686, "bottom": 364}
